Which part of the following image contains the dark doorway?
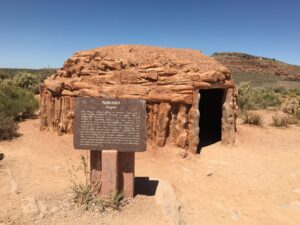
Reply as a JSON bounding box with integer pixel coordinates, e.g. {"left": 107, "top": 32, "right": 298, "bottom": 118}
{"left": 197, "top": 88, "right": 224, "bottom": 152}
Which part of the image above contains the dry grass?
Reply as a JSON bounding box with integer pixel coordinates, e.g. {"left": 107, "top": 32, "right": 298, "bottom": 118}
{"left": 271, "top": 114, "right": 290, "bottom": 127}
{"left": 242, "top": 111, "right": 263, "bottom": 126}
{"left": 272, "top": 113, "right": 299, "bottom": 127}
{"left": 69, "top": 155, "right": 125, "bottom": 211}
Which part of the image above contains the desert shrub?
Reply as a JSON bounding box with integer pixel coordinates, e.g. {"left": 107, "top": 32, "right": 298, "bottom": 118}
{"left": 238, "top": 82, "right": 282, "bottom": 110}
{"left": 272, "top": 114, "right": 298, "bottom": 127}
{"left": 287, "top": 88, "right": 300, "bottom": 97}
{"left": 273, "top": 87, "right": 289, "bottom": 95}
{"left": 281, "top": 98, "right": 299, "bottom": 114}
{"left": 295, "top": 107, "right": 300, "bottom": 120}
{"left": 12, "top": 72, "right": 40, "bottom": 93}
{"left": 0, "top": 113, "right": 19, "bottom": 140}
{"left": 242, "top": 111, "right": 263, "bottom": 126}
{"left": 287, "top": 116, "right": 299, "bottom": 125}
{"left": 0, "top": 68, "right": 55, "bottom": 94}
{"left": 272, "top": 114, "right": 290, "bottom": 127}
{"left": 259, "top": 89, "right": 282, "bottom": 108}
{"left": 286, "top": 107, "right": 300, "bottom": 125}
{"left": 0, "top": 78, "right": 13, "bottom": 87}
{"left": 0, "top": 85, "right": 39, "bottom": 120}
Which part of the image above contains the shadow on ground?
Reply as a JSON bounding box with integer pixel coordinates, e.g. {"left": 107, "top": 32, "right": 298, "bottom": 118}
{"left": 135, "top": 177, "right": 159, "bottom": 196}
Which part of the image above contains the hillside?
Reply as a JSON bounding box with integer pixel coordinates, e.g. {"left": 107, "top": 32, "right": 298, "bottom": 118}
{"left": 0, "top": 68, "right": 56, "bottom": 80}
{"left": 212, "top": 52, "right": 300, "bottom": 81}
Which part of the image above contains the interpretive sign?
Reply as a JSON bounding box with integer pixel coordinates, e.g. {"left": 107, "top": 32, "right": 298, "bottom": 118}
{"left": 73, "top": 97, "right": 147, "bottom": 152}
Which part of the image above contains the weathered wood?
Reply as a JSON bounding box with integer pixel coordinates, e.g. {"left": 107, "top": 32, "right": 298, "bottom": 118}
{"left": 54, "top": 97, "right": 62, "bottom": 131}
{"left": 168, "top": 104, "right": 179, "bottom": 143}
{"left": 39, "top": 89, "right": 47, "bottom": 130}
{"left": 221, "top": 88, "right": 236, "bottom": 146}
{"left": 45, "top": 93, "right": 55, "bottom": 130}
{"left": 188, "top": 90, "right": 200, "bottom": 153}
{"left": 66, "top": 97, "right": 75, "bottom": 133}
{"left": 146, "top": 104, "right": 153, "bottom": 139}
{"left": 198, "top": 70, "right": 225, "bottom": 82}
{"left": 175, "top": 105, "right": 189, "bottom": 148}
{"left": 101, "top": 150, "right": 118, "bottom": 197}
{"left": 90, "top": 150, "right": 102, "bottom": 195}
{"left": 118, "top": 152, "right": 135, "bottom": 198}
{"left": 78, "top": 89, "right": 102, "bottom": 97}
{"left": 58, "top": 97, "right": 70, "bottom": 133}
{"left": 152, "top": 104, "right": 159, "bottom": 141}
{"left": 155, "top": 103, "right": 171, "bottom": 147}
{"left": 72, "top": 81, "right": 99, "bottom": 90}
{"left": 62, "top": 89, "right": 79, "bottom": 96}
{"left": 193, "top": 81, "right": 212, "bottom": 88}
{"left": 44, "top": 79, "right": 63, "bottom": 94}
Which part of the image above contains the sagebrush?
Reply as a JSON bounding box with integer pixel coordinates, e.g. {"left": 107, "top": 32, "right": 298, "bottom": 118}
{"left": 0, "top": 68, "right": 55, "bottom": 93}
{"left": 238, "top": 82, "right": 282, "bottom": 111}
{"left": 12, "top": 72, "right": 40, "bottom": 93}
{"left": 0, "top": 113, "right": 19, "bottom": 140}
{"left": 272, "top": 114, "right": 298, "bottom": 127}
{"left": 0, "top": 85, "right": 39, "bottom": 121}
{"left": 242, "top": 111, "right": 263, "bottom": 126}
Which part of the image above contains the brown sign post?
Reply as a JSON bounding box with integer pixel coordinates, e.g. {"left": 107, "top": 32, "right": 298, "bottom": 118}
{"left": 73, "top": 97, "right": 147, "bottom": 198}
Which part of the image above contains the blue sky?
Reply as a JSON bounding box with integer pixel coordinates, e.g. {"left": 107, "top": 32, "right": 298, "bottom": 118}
{"left": 0, "top": 0, "right": 299, "bottom": 68}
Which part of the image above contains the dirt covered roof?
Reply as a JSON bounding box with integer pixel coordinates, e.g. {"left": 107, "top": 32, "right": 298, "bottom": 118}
{"left": 70, "top": 45, "right": 228, "bottom": 73}
{"left": 44, "top": 45, "right": 234, "bottom": 104}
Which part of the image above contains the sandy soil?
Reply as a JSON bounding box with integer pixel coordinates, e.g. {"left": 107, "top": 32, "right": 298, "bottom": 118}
{"left": 0, "top": 110, "right": 300, "bottom": 225}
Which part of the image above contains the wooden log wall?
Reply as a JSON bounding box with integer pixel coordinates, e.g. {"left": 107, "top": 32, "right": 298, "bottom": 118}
{"left": 40, "top": 88, "right": 237, "bottom": 152}
{"left": 40, "top": 91, "right": 198, "bottom": 150}
{"left": 40, "top": 91, "right": 75, "bottom": 135}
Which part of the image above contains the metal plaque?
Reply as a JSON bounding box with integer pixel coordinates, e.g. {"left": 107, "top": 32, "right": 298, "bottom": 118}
{"left": 73, "top": 97, "right": 147, "bottom": 152}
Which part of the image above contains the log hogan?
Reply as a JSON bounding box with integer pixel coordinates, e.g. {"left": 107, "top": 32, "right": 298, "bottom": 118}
{"left": 40, "top": 45, "right": 237, "bottom": 153}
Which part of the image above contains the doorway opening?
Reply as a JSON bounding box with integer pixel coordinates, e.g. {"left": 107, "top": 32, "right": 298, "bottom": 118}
{"left": 197, "top": 88, "right": 224, "bottom": 153}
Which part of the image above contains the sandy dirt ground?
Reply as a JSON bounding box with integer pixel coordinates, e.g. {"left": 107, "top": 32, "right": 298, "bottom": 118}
{"left": 0, "top": 110, "right": 300, "bottom": 225}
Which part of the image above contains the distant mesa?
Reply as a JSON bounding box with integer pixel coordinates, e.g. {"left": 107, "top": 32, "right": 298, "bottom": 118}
{"left": 212, "top": 52, "right": 300, "bottom": 81}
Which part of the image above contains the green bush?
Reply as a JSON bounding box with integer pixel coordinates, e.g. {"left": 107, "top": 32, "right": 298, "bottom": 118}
{"left": 273, "top": 87, "right": 289, "bottom": 95}
{"left": 12, "top": 72, "right": 40, "bottom": 93}
{"left": 238, "top": 82, "right": 282, "bottom": 110}
{"left": 287, "top": 88, "right": 300, "bottom": 98}
{"left": 242, "top": 111, "right": 263, "bottom": 126}
{"left": 0, "top": 78, "right": 14, "bottom": 87}
{"left": 0, "top": 113, "right": 19, "bottom": 140}
{"left": 0, "top": 85, "right": 39, "bottom": 121}
{"left": 0, "top": 68, "right": 55, "bottom": 94}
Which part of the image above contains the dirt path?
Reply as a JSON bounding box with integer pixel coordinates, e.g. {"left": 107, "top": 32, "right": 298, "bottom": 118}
{"left": 1, "top": 111, "right": 300, "bottom": 225}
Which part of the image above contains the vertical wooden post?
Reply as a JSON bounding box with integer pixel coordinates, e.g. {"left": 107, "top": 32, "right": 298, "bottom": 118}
{"left": 39, "top": 87, "right": 47, "bottom": 131}
{"left": 90, "top": 150, "right": 136, "bottom": 198}
{"left": 221, "top": 88, "right": 236, "bottom": 146}
{"left": 90, "top": 150, "right": 102, "bottom": 194}
{"left": 119, "top": 152, "right": 135, "bottom": 198}
{"left": 101, "top": 150, "right": 119, "bottom": 197}
{"left": 188, "top": 89, "right": 200, "bottom": 153}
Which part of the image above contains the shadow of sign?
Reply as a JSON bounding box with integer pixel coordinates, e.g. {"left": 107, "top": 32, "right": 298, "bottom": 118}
{"left": 135, "top": 177, "right": 159, "bottom": 196}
